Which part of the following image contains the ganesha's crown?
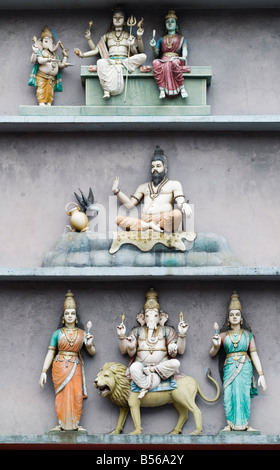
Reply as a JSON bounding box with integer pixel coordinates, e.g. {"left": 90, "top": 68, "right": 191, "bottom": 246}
{"left": 144, "top": 287, "right": 160, "bottom": 311}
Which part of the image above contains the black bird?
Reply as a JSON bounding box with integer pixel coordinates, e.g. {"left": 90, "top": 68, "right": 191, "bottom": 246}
{"left": 74, "top": 188, "right": 99, "bottom": 215}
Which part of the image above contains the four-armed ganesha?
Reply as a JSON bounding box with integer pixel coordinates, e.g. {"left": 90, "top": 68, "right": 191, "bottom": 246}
{"left": 94, "top": 288, "right": 221, "bottom": 435}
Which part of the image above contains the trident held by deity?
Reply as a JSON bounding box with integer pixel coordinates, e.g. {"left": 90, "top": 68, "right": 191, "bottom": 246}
{"left": 124, "top": 15, "right": 137, "bottom": 103}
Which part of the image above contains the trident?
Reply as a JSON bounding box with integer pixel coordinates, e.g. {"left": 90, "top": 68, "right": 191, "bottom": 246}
{"left": 124, "top": 15, "right": 137, "bottom": 102}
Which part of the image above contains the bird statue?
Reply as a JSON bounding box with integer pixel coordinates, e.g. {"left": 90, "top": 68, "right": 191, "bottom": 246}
{"left": 74, "top": 188, "right": 99, "bottom": 215}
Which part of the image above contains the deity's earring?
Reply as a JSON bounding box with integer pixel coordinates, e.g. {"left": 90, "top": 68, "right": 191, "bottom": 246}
{"left": 62, "top": 318, "right": 65, "bottom": 324}
{"left": 75, "top": 319, "right": 78, "bottom": 324}
{"left": 241, "top": 319, "right": 243, "bottom": 325}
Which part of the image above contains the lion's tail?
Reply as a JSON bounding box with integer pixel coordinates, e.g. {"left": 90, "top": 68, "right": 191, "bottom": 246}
{"left": 196, "top": 368, "right": 220, "bottom": 403}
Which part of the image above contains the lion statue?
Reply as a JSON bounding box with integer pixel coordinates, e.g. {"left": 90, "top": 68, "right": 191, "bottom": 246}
{"left": 94, "top": 362, "right": 220, "bottom": 435}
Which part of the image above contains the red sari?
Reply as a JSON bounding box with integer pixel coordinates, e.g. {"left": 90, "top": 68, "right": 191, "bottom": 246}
{"left": 51, "top": 328, "right": 87, "bottom": 430}
{"left": 153, "top": 35, "right": 187, "bottom": 96}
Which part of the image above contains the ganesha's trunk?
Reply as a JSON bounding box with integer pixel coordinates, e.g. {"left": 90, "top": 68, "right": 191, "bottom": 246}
{"left": 147, "top": 326, "right": 157, "bottom": 343}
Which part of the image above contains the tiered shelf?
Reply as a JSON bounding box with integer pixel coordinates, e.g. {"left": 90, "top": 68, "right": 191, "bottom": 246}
{"left": 0, "top": 266, "right": 279, "bottom": 281}
{"left": 2, "top": 115, "right": 280, "bottom": 133}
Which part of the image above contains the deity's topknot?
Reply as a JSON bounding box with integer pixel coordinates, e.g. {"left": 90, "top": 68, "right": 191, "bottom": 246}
{"left": 165, "top": 9, "right": 178, "bottom": 21}
{"left": 64, "top": 290, "right": 76, "bottom": 311}
{"left": 228, "top": 291, "right": 242, "bottom": 312}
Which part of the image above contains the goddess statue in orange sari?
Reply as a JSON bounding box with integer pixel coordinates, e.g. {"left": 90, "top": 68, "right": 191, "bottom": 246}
{"left": 39, "top": 290, "right": 96, "bottom": 431}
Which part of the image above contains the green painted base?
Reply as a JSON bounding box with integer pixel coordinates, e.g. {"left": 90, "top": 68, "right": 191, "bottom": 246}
{"left": 48, "top": 430, "right": 88, "bottom": 435}
{"left": 19, "top": 104, "right": 211, "bottom": 117}
{"left": 219, "top": 430, "right": 261, "bottom": 435}
{"left": 19, "top": 65, "right": 212, "bottom": 117}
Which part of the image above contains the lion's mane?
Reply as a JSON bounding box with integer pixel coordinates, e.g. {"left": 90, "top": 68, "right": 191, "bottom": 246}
{"left": 102, "top": 362, "right": 131, "bottom": 408}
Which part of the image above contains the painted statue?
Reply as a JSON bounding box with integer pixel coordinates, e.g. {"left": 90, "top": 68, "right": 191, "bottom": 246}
{"left": 74, "top": 7, "right": 146, "bottom": 99}
{"left": 117, "top": 288, "right": 189, "bottom": 399}
{"left": 209, "top": 291, "right": 267, "bottom": 432}
{"left": 28, "top": 26, "right": 72, "bottom": 106}
{"left": 150, "top": 10, "right": 188, "bottom": 99}
{"left": 39, "top": 290, "right": 96, "bottom": 431}
{"left": 112, "top": 145, "right": 192, "bottom": 233}
{"left": 65, "top": 188, "right": 99, "bottom": 232}
{"left": 94, "top": 288, "right": 220, "bottom": 435}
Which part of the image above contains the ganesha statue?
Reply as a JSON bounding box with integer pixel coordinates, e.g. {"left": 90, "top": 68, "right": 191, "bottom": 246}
{"left": 94, "top": 288, "right": 220, "bottom": 435}
{"left": 28, "top": 25, "right": 72, "bottom": 106}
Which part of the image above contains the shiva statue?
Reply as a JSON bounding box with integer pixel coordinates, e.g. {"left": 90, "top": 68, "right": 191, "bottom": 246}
{"left": 74, "top": 7, "right": 146, "bottom": 99}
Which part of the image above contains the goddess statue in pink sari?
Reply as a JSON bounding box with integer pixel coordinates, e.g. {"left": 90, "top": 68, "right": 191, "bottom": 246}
{"left": 150, "top": 10, "right": 188, "bottom": 99}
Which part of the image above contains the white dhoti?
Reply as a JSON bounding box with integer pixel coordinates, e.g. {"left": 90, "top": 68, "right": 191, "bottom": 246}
{"left": 129, "top": 359, "right": 180, "bottom": 391}
{"left": 97, "top": 54, "right": 146, "bottom": 96}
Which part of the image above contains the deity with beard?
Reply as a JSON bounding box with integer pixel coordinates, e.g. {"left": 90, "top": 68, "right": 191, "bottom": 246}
{"left": 112, "top": 145, "right": 192, "bottom": 233}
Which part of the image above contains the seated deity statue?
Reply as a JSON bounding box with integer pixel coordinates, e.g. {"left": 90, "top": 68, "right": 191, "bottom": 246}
{"left": 74, "top": 7, "right": 146, "bottom": 99}
{"left": 117, "top": 288, "right": 189, "bottom": 398}
{"left": 28, "top": 26, "right": 72, "bottom": 106}
{"left": 112, "top": 145, "right": 192, "bottom": 233}
{"left": 150, "top": 9, "right": 188, "bottom": 99}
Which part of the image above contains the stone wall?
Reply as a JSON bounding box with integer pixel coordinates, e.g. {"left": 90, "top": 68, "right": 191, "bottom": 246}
{"left": 0, "top": 280, "right": 277, "bottom": 435}
{"left": 0, "top": 6, "right": 279, "bottom": 440}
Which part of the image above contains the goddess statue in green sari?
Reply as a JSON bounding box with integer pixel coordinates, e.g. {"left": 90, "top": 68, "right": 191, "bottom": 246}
{"left": 210, "top": 291, "right": 267, "bottom": 431}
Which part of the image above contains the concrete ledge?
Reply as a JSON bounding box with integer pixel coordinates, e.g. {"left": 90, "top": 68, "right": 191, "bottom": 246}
{"left": 18, "top": 105, "right": 211, "bottom": 117}
{"left": 7, "top": 115, "right": 280, "bottom": 133}
{"left": 0, "top": 266, "right": 279, "bottom": 281}
{"left": 1, "top": 0, "right": 279, "bottom": 10}
{"left": 0, "top": 433, "right": 279, "bottom": 449}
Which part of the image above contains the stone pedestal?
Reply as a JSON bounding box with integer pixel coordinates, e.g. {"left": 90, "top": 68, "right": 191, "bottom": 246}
{"left": 41, "top": 231, "right": 242, "bottom": 268}
{"left": 19, "top": 65, "right": 212, "bottom": 116}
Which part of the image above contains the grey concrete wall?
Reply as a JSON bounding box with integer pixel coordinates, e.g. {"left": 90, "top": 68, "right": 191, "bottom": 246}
{"left": 0, "top": 131, "right": 280, "bottom": 268}
{"left": 0, "top": 6, "right": 279, "bottom": 440}
{"left": 0, "top": 280, "right": 277, "bottom": 435}
{"left": 1, "top": 8, "right": 280, "bottom": 115}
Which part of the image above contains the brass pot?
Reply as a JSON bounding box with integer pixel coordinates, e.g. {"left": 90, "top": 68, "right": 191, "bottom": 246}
{"left": 65, "top": 202, "right": 89, "bottom": 232}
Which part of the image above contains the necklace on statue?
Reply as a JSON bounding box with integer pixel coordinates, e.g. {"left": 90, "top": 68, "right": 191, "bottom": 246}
{"left": 228, "top": 329, "right": 243, "bottom": 348}
{"left": 166, "top": 34, "right": 176, "bottom": 49}
{"left": 148, "top": 177, "right": 168, "bottom": 200}
{"left": 62, "top": 327, "right": 78, "bottom": 346}
{"left": 113, "top": 30, "right": 124, "bottom": 45}
{"left": 145, "top": 327, "right": 160, "bottom": 346}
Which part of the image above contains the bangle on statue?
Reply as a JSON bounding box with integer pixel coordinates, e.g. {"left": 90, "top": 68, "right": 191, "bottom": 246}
{"left": 131, "top": 194, "right": 141, "bottom": 204}
{"left": 258, "top": 371, "right": 264, "bottom": 376}
{"left": 178, "top": 333, "right": 186, "bottom": 338}
{"left": 118, "top": 336, "right": 126, "bottom": 340}
{"left": 42, "top": 368, "right": 47, "bottom": 373}
{"left": 114, "top": 189, "right": 120, "bottom": 195}
{"left": 174, "top": 194, "right": 185, "bottom": 201}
